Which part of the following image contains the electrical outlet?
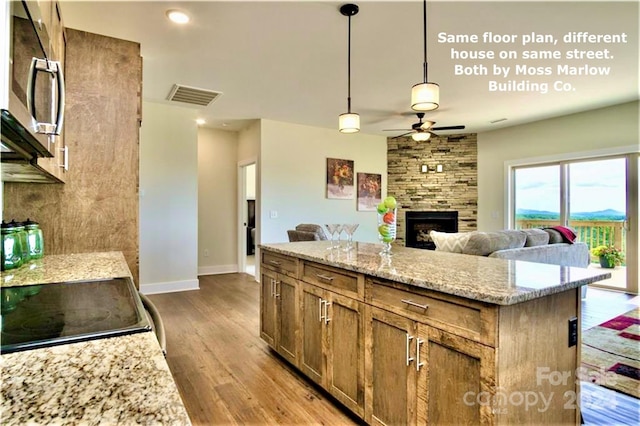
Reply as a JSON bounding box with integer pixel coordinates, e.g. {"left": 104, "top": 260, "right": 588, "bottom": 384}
{"left": 568, "top": 317, "right": 578, "bottom": 347}
{"left": 204, "top": 249, "right": 209, "bottom": 257}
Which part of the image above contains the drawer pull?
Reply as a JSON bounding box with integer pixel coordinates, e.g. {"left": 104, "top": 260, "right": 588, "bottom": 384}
{"left": 316, "top": 273, "right": 335, "bottom": 282}
{"left": 401, "top": 299, "right": 429, "bottom": 310}
{"left": 406, "top": 334, "right": 414, "bottom": 366}
{"left": 268, "top": 260, "right": 282, "bottom": 266}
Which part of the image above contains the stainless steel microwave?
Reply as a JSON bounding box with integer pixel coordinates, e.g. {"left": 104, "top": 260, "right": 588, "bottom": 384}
{"left": 2, "top": 0, "right": 65, "bottom": 160}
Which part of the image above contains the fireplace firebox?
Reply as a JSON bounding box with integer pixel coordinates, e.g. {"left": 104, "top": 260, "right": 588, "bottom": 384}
{"left": 405, "top": 211, "right": 458, "bottom": 250}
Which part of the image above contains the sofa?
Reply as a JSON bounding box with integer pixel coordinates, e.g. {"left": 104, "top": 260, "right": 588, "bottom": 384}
{"left": 287, "top": 224, "right": 328, "bottom": 242}
{"left": 429, "top": 228, "right": 589, "bottom": 267}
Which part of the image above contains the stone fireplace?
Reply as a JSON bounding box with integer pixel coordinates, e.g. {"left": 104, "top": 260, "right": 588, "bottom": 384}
{"left": 405, "top": 211, "right": 458, "bottom": 250}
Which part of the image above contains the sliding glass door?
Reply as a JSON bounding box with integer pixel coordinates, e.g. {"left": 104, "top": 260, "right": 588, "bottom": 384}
{"left": 512, "top": 154, "right": 638, "bottom": 294}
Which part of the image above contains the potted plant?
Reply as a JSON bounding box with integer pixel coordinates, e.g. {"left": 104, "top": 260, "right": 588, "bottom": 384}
{"left": 591, "top": 245, "right": 624, "bottom": 268}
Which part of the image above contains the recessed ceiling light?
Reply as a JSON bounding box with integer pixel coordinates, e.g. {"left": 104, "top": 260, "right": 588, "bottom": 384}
{"left": 166, "top": 9, "right": 190, "bottom": 24}
{"left": 196, "top": 118, "right": 206, "bottom": 125}
{"left": 490, "top": 118, "right": 508, "bottom": 124}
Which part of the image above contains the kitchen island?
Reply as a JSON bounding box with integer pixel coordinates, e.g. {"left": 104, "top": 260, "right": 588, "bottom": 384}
{"left": 0, "top": 252, "right": 191, "bottom": 425}
{"left": 259, "top": 241, "right": 611, "bottom": 425}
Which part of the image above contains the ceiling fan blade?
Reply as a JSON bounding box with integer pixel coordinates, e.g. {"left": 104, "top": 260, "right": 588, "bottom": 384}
{"left": 431, "top": 125, "right": 465, "bottom": 131}
{"left": 383, "top": 128, "right": 413, "bottom": 132}
{"left": 391, "top": 131, "right": 414, "bottom": 139}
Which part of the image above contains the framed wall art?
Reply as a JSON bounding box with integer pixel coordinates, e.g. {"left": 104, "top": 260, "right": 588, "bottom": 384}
{"left": 326, "top": 158, "right": 355, "bottom": 199}
{"left": 357, "top": 172, "right": 382, "bottom": 211}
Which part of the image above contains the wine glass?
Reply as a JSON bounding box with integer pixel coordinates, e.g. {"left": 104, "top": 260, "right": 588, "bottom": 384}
{"left": 324, "top": 224, "right": 338, "bottom": 249}
{"left": 334, "top": 224, "right": 344, "bottom": 249}
{"left": 342, "top": 224, "right": 359, "bottom": 251}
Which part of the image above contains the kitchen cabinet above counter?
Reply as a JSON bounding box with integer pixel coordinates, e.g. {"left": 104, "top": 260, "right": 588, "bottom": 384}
{"left": 259, "top": 241, "right": 611, "bottom": 305}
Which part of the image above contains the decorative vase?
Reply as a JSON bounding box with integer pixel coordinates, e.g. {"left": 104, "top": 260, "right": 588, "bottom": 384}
{"left": 377, "top": 208, "right": 397, "bottom": 256}
{"left": 599, "top": 256, "right": 614, "bottom": 268}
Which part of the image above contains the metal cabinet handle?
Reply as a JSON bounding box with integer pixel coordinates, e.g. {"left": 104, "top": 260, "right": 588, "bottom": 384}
{"left": 274, "top": 280, "right": 280, "bottom": 298}
{"left": 406, "top": 334, "right": 414, "bottom": 366}
{"left": 319, "top": 299, "right": 325, "bottom": 322}
{"left": 268, "top": 260, "right": 281, "bottom": 266}
{"left": 316, "top": 273, "right": 334, "bottom": 282}
{"left": 401, "top": 299, "right": 429, "bottom": 310}
{"left": 324, "top": 301, "right": 331, "bottom": 324}
{"left": 59, "top": 146, "right": 68, "bottom": 171}
{"left": 270, "top": 279, "right": 275, "bottom": 297}
{"left": 416, "top": 338, "right": 425, "bottom": 371}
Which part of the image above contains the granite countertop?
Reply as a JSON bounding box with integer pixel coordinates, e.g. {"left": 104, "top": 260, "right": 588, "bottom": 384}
{"left": 260, "top": 241, "right": 612, "bottom": 305}
{"left": 0, "top": 252, "right": 191, "bottom": 425}
{"left": 1, "top": 252, "right": 132, "bottom": 287}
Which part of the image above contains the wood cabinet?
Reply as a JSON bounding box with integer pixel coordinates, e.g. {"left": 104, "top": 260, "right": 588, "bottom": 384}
{"left": 260, "top": 249, "right": 581, "bottom": 425}
{"left": 260, "top": 267, "right": 298, "bottom": 365}
{"left": 300, "top": 282, "right": 365, "bottom": 416}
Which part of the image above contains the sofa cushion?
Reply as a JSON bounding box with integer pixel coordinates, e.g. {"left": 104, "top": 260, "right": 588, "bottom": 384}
{"left": 543, "top": 228, "right": 564, "bottom": 244}
{"left": 523, "top": 229, "right": 550, "bottom": 247}
{"left": 462, "top": 230, "right": 527, "bottom": 256}
{"left": 430, "top": 231, "right": 472, "bottom": 253}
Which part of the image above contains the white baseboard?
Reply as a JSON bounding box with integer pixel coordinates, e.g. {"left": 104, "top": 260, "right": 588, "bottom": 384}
{"left": 198, "top": 264, "right": 238, "bottom": 276}
{"left": 140, "top": 279, "right": 200, "bottom": 295}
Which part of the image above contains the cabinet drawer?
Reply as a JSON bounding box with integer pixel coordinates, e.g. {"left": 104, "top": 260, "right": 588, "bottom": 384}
{"left": 367, "top": 278, "right": 495, "bottom": 346}
{"left": 262, "top": 251, "right": 298, "bottom": 277}
{"left": 302, "top": 262, "right": 361, "bottom": 299}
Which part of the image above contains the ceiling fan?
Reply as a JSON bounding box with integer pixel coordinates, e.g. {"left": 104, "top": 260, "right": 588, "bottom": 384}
{"left": 384, "top": 113, "right": 465, "bottom": 141}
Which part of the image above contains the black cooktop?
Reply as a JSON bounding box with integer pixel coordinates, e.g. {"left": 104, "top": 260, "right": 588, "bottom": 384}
{"left": 1, "top": 277, "right": 151, "bottom": 354}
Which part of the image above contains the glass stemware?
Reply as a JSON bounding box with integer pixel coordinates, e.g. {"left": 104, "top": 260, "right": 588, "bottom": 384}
{"left": 342, "top": 224, "right": 359, "bottom": 251}
{"left": 334, "top": 224, "right": 344, "bottom": 249}
{"left": 324, "top": 224, "right": 338, "bottom": 249}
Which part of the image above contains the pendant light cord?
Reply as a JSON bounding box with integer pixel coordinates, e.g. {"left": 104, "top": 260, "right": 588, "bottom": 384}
{"left": 422, "top": 0, "right": 428, "bottom": 83}
{"left": 347, "top": 14, "right": 352, "bottom": 113}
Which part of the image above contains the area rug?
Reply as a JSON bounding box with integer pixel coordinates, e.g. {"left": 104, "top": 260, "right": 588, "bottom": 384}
{"left": 581, "top": 307, "right": 640, "bottom": 398}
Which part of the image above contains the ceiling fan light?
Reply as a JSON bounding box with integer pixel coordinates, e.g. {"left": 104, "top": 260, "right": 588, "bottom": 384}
{"left": 412, "top": 131, "right": 431, "bottom": 142}
{"left": 339, "top": 113, "right": 360, "bottom": 133}
{"left": 411, "top": 82, "right": 440, "bottom": 111}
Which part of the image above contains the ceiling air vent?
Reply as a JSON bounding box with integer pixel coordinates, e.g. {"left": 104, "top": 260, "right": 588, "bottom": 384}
{"left": 167, "top": 84, "right": 222, "bottom": 107}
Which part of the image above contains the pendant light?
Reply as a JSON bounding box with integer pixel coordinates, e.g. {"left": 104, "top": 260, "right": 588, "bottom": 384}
{"left": 411, "top": 0, "right": 439, "bottom": 111}
{"left": 339, "top": 4, "right": 360, "bottom": 133}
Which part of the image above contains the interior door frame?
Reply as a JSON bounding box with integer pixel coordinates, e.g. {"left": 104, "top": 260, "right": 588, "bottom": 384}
{"left": 237, "top": 157, "right": 257, "bottom": 278}
{"left": 505, "top": 146, "right": 639, "bottom": 294}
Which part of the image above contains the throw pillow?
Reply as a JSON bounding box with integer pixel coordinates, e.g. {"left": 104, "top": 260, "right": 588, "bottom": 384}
{"left": 462, "top": 230, "right": 527, "bottom": 256}
{"left": 430, "top": 231, "right": 472, "bottom": 253}
{"left": 543, "top": 228, "right": 564, "bottom": 244}
{"left": 523, "top": 229, "right": 550, "bottom": 247}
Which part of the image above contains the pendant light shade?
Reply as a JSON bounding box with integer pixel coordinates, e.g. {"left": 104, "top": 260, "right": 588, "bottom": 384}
{"left": 412, "top": 131, "right": 431, "bottom": 142}
{"left": 411, "top": 0, "right": 439, "bottom": 112}
{"left": 339, "top": 113, "right": 360, "bottom": 133}
{"left": 411, "top": 82, "right": 439, "bottom": 112}
{"left": 339, "top": 4, "right": 360, "bottom": 133}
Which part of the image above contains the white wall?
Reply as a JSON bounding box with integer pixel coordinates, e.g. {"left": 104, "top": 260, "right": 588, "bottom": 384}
{"left": 260, "top": 119, "right": 388, "bottom": 244}
{"left": 139, "top": 101, "right": 199, "bottom": 294}
{"left": 198, "top": 127, "right": 239, "bottom": 274}
{"left": 477, "top": 101, "right": 640, "bottom": 231}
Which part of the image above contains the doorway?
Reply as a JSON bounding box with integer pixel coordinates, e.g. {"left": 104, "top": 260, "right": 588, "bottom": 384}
{"left": 238, "top": 160, "right": 257, "bottom": 277}
{"left": 511, "top": 154, "right": 638, "bottom": 293}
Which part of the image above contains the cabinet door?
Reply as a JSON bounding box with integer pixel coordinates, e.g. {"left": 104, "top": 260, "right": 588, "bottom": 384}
{"left": 365, "top": 306, "right": 418, "bottom": 426}
{"left": 300, "top": 283, "right": 325, "bottom": 384}
{"left": 424, "top": 325, "right": 496, "bottom": 425}
{"left": 260, "top": 269, "right": 277, "bottom": 347}
{"left": 275, "top": 274, "right": 298, "bottom": 365}
{"left": 326, "top": 292, "right": 365, "bottom": 417}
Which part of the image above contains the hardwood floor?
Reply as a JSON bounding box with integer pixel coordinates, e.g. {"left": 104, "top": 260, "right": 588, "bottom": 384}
{"left": 148, "top": 276, "right": 639, "bottom": 425}
{"left": 147, "top": 273, "right": 362, "bottom": 425}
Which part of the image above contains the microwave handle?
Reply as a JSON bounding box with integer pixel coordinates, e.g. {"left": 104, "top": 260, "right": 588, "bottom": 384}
{"left": 26, "top": 58, "right": 65, "bottom": 136}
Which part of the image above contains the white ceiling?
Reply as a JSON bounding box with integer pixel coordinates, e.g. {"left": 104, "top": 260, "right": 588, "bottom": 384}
{"left": 59, "top": 0, "right": 639, "bottom": 135}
